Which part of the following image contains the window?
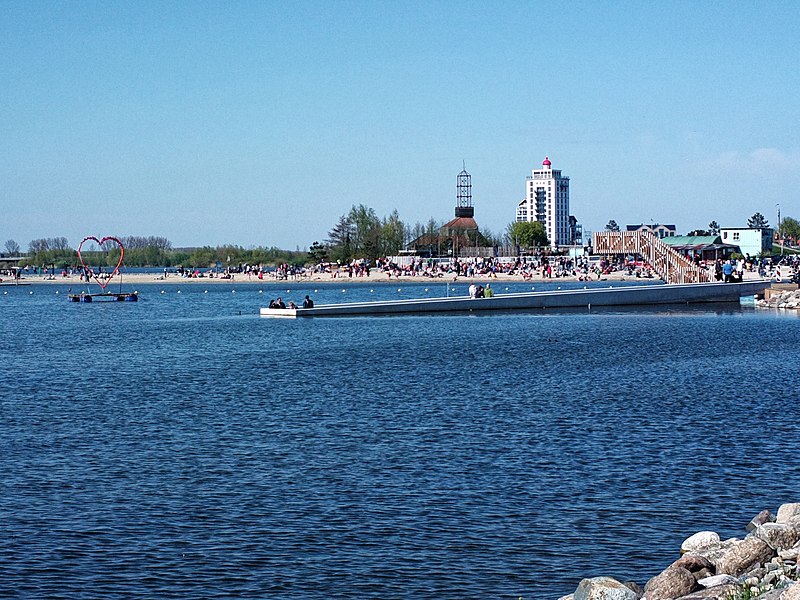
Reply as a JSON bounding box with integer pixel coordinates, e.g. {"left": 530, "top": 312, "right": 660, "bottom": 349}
{"left": 733, "top": 232, "right": 740, "bottom": 241}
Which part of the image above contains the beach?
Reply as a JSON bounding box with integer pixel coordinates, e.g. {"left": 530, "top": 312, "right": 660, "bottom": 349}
{"left": 17, "top": 268, "right": 658, "bottom": 286}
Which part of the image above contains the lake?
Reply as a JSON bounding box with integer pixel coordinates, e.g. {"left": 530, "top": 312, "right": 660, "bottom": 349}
{"left": 2, "top": 279, "right": 799, "bottom": 598}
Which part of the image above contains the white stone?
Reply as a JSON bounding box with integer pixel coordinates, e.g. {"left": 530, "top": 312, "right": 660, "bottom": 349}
{"left": 778, "top": 504, "right": 800, "bottom": 524}
{"left": 697, "top": 574, "right": 738, "bottom": 587}
{"left": 681, "top": 531, "right": 721, "bottom": 554}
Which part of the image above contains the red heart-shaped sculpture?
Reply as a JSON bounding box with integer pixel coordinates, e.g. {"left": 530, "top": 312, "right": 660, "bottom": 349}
{"left": 77, "top": 236, "right": 125, "bottom": 290}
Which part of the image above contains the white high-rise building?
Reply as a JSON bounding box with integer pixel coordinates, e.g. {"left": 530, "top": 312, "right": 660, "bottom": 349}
{"left": 516, "top": 156, "right": 570, "bottom": 249}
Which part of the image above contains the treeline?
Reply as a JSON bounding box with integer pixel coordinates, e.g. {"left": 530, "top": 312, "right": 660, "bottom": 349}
{"left": 17, "top": 236, "right": 307, "bottom": 269}
{"left": 320, "top": 203, "right": 504, "bottom": 263}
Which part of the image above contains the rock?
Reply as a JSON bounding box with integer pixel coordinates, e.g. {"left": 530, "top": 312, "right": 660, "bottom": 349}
{"left": 713, "top": 536, "right": 774, "bottom": 577}
{"left": 696, "top": 574, "right": 737, "bottom": 587}
{"left": 753, "top": 522, "right": 800, "bottom": 551}
{"left": 574, "top": 576, "right": 638, "bottom": 600}
{"left": 748, "top": 510, "right": 776, "bottom": 532}
{"left": 643, "top": 567, "right": 696, "bottom": 599}
{"left": 779, "top": 547, "right": 800, "bottom": 561}
{"left": 671, "top": 554, "right": 715, "bottom": 575}
{"left": 778, "top": 504, "right": 800, "bottom": 524}
{"left": 673, "top": 584, "right": 737, "bottom": 600}
{"left": 781, "top": 582, "right": 800, "bottom": 599}
{"left": 681, "top": 531, "right": 720, "bottom": 554}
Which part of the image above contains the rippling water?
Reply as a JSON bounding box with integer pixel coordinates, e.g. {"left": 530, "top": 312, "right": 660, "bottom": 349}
{"left": 2, "top": 280, "right": 800, "bottom": 598}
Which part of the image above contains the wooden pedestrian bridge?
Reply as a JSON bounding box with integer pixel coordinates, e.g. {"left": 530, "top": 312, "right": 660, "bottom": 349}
{"left": 592, "top": 230, "right": 712, "bottom": 284}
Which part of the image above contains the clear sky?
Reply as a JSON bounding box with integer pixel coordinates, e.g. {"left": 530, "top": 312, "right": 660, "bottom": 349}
{"left": 2, "top": 1, "right": 799, "bottom": 250}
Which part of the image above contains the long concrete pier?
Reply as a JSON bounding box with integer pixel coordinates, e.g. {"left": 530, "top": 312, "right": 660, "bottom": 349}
{"left": 260, "top": 281, "right": 771, "bottom": 318}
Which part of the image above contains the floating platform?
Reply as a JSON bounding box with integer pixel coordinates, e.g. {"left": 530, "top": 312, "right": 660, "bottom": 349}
{"left": 68, "top": 292, "right": 139, "bottom": 303}
{"left": 260, "top": 281, "right": 771, "bottom": 318}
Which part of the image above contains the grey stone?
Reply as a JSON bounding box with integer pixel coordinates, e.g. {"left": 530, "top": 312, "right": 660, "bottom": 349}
{"left": 643, "top": 567, "right": 696, "bottom": 599}
{"left": 753, "top": 522, "right": 800, "bottom": 551}
{"left": 696, "top": 574, "right": 737, "bottom": 587}
{"left": 574, "top": 576, "right": 638, "bottom": 600}
{"left": 673, "top": 584, "right": 737, "bottom": 600}
{"left": 748, "top": 510, "right": 776, "bottom": 532}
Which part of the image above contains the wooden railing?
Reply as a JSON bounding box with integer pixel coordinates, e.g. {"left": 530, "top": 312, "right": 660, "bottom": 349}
{"left": 592, "top": 231, "right": 712, "bottom": 284}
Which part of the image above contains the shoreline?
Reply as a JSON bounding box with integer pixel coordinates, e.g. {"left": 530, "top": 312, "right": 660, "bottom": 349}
{"left": 12, "top": 269, "right": 767, "bottom": 287}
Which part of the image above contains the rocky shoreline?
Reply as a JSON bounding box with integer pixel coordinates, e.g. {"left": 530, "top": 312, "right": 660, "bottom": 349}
{"left": 758, "top": 288, "right": 800, "bottom": 310}
{"left": 559, "top": 503, "right": 800, "bottom": 600}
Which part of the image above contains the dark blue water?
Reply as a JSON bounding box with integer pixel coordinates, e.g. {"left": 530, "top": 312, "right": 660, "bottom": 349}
{"left": 2, "top": 280, "right": 800, "bottom": 599}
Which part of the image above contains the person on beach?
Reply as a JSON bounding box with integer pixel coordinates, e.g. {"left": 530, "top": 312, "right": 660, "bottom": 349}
{"left": 303, "top": 295, "right": 314, "bottom": 308}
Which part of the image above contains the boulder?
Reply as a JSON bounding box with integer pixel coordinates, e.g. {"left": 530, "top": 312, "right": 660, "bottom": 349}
{"left": 781, "top": 583, "right": 800, "bottom": 600}
{"left": 671, "top": 554, "right": 715, "bottom": 578}
{"left": 672, "top": 584, "right": 737, "bottom": 600}
{"left": 713, "top": 536, "right": 774, "bottom": 576}
{"left": 643, "top": 567, "right": 696, "bottom": 599}
{"left": 574, "top": 576, "right": 638, "bottom": 600}
{"left": 681, "top": 531, "right": 720, "bottom": 554}
{"left": 777, "top": 504, "right": 800, "bottom": 524}
{"left": 748, "top": 510, "right": 776, "bottom": 532}
{"left": 753, "top": 522, "right": 800, "bottom": 551}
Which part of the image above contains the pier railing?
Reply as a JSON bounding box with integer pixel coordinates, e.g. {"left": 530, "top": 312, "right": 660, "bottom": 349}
{"left": 592, "top": 231, "right": 712, "bottom": 284}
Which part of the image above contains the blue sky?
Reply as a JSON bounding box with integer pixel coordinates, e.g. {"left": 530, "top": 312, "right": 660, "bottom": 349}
{"left": 2, "top": 1, "right": 799, "bottom": 250}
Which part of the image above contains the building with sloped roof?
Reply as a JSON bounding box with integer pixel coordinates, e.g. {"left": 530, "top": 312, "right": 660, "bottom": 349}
{"left": 661, "top": 235, "right": 737, "bottom": 262}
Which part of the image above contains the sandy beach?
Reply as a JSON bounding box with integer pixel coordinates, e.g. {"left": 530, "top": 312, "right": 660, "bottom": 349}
{"left": 17, "top": 268, "right": 645, "bottom": 287}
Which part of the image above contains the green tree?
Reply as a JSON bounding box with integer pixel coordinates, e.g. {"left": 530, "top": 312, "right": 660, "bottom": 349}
{"left": 380, "top": 209, "right": 406, "bottom": 256}
{"left": 708, "top": 220, "right": 720, "bottom": 235}
{"left": 506, "top": 221, "right": 548, "bottom": 248}
{"left": 307, "top": 240, "right": 328, "bottom": 264}
{"left": 779, "top": 216, "right": 800, "bottom": 244}
{"left": 327, "top": 214, "right": 354, "bottom": 263}
{"left": 605, "top": 219, "right": 620, "bottom": 232}
{"left": 747, "top": 212, "right": 769, "bottom": 229}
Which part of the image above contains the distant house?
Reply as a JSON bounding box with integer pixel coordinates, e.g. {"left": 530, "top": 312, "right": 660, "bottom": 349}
{"left": 626, "top": 224, "right": 677, "bottom": 239}
{"left": 719, "top": 227, "right": 773, "bottom": 258}
{"left": 660, "top": 235, "right": 738, "bottom": 262}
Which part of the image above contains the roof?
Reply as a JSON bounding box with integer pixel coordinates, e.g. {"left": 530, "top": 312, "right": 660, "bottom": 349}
{"left": 626, "top": 224, "right": 677, "bottom": 232}
{"left": 441, "top": 217, "right": 478, "bottom": 231}
{"left": 661, "top": 235, "right": 722, "bottom": 246}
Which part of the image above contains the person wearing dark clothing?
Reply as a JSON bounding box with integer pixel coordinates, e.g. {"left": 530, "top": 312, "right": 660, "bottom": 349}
{"left": 303, "top": 295, "right": 314, "bottom": 308}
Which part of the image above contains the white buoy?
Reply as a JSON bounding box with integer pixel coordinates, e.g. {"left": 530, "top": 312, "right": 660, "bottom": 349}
{"left": 258, "top": 290, "right": 263, "bottom": 294}
{"left": 204, "top": 290, "right": 208, "bottom": 293}
{"left": 177, "top": 290, "right": 181, "bottom": 294}
{"left": 397, "top": 288, "right": 401, "bottom": 292}
{"left": 342, "top": 289, "right": 346, "bottom": 293}
{"left": 55, "top": 291, "right": 59, "bottom": 294}
{"left": 161, "top": 290, "right": 165, "bottom": 294}
{"left": 424, "top": 288, "right": 428, "bottom": 292}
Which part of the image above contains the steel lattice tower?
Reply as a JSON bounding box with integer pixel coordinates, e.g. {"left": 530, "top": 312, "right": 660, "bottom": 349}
{"left": 455, "top": 163, "right": 474, "bottom": 218}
